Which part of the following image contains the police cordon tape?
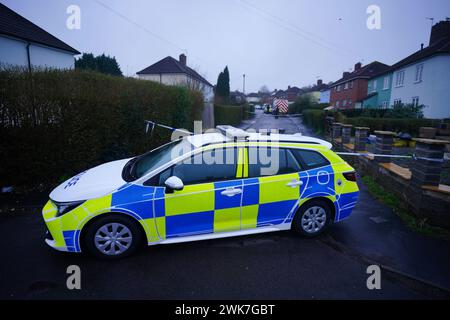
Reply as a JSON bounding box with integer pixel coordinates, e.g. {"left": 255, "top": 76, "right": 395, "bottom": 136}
{"left": 336, "top": 152, "right": 444, "bottom": 163}
{"left": 144, "top": 120, "right": 444, "bottom": 163}
{"left": 245, "top": 111, "right": 302, "bottom": 117}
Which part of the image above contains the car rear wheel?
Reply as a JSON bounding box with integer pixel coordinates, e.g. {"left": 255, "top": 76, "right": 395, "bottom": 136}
{"left": 82, "top": 214, "right": 143, "bottom": 259}
{"left": 292, "top": 199, "right": 332, "bottom": 237}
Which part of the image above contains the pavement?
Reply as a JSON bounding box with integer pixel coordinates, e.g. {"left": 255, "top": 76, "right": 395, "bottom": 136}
{"left": 0, "top": 110, "right": 449, "bottom": 299}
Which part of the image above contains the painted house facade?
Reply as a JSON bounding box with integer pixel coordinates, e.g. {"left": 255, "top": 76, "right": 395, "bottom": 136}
{"left": 362, "top": 72, "right": 393, "bottom": 108}
{"left": 329, "top": 61, "right": 390, "bottom": 109}
{"left": 303, "top": 79, "right": 329, "bottom": 104}
{"left": 137, "top": 54, "right": 215, "bottom": 127}
{"left": 388, "top": 21, "right": 450, "bottom": 119}
{"left": 137, "top": 54, "right": 214, "bottom": 102}
{"left": 0, "top": 3, "right": 80, "bottom": 70}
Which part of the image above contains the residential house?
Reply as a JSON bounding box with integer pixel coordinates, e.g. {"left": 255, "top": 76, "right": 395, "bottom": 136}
{"left": 389, "top": 20, "right": 450, "bottom": 119}
{"left": 230, "top": 90, "right": 246, "bottom": 105}
{"left": 272, "top": 86, "right": 303, "bottom": 103}
{"left": 320, "top": 86, "right": 331, "bottom": 104}
{"left": 137, "top": 54, "right": 213, "bottom": 102}
{"left": 137, "top": 54, "right": 215, "bottom": 127}
{"left": 246, "top": 92, "right": 261, "bottom": 103}
{"left": 329, "top": 61, "right": 390, "bottom": 109}
{"left": 0, "top": 3, "right": 80, "bottom": 70}
{"left": 302, "top": 79, "right": 329, "bottom": 104}
{"left": 361, "top": 70, "right": 393, "bottom": 109}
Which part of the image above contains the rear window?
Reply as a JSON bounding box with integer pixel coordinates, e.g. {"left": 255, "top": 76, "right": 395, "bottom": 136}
{"left": 247, "top": 147, "right": 301, "bottom": 177}
{"left": 291, "top": 149, "right": 330, "bottom": 170}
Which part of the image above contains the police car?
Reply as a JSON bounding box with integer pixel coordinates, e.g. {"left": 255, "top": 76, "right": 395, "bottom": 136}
{"left": 42, "top": 126, "right": 359, "bottom": 259}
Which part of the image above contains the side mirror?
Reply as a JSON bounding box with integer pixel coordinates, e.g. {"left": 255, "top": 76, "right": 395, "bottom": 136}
{"left": 164, "top": 176, "right": 184, "bottom": 193}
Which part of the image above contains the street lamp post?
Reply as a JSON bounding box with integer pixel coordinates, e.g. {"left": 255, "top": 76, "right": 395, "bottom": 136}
{"left": 243, "top": 74, "right": 246, "bottom": 94}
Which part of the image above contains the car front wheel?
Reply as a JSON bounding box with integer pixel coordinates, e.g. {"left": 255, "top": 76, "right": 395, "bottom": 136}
{"left": 82, "top": 214, "right": 143, "bottom": 259}
{"left": 292, "top": 200, "right": 332, "bottom": 237}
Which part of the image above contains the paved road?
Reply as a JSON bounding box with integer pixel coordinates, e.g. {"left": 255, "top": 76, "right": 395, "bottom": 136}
{"left": 0, "top": 111, "right": 449, "bottom": 299}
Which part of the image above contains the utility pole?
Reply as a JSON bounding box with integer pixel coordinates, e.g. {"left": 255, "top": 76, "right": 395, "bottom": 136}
{"left": 243, "top": 74, "right": 246, "bottom": 94}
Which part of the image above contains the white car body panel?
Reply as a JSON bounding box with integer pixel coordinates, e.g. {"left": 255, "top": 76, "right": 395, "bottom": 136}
{"left": 49, "top": 158, "right": 131, "bottom": 202}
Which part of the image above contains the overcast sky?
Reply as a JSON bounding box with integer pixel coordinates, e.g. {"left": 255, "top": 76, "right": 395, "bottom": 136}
{"left": 2, "top": 0, "right": 449, "bottom": 92}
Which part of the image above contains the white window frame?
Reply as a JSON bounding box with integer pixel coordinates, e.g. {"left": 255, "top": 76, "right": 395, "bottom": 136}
{"left": 395, "top": 71, "right": 405, "bottom": 87}
{"left": 344, "top": 82, "right": 348, "bottom": 90}
{"left": 383, "top": 76, "right": 389, "bottom": 90}
{"left": 372, "top": 80, "right": 377, "bottom": 92}
{"left": 336, "top": 101, "right": 340, "bottom": 108}
{"left": 415, "top": 64, "right": 423, "bottom": 83}
{"left": 343, "top": 99, "right": 347, "bottom": 107}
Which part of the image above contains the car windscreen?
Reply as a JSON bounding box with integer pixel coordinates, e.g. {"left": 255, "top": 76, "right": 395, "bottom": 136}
{"left": 125, "top": 139, "right": 193, "bottom": 181}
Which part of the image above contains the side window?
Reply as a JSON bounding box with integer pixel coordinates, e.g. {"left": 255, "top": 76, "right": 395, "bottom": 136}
{"left": 143, "top": 167, "right": 172, "bottom": 186}
{"left": 172, "top": 148, "right": 237, "bottom": 185}
{"left": 248, "top": 148, "right": 301, "bottom": 178}
{"left": 291, "top": 149, "right": 330, "bottom": 170}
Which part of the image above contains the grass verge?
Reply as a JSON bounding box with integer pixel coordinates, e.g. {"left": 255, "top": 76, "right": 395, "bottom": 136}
{"left": 361, "top": 175, "right": 450, "bottom": 241}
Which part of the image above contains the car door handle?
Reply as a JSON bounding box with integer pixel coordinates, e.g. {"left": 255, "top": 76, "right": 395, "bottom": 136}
{"left": 221, "top": 188, "right": 243, "bottom": 197}
{"left": 286, "top": 180, "right": 303, "bottom": 188}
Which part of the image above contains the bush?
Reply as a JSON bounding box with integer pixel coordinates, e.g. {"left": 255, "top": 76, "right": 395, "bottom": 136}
{"left": 214, "top": 104, "right": 243, "bottom": 126}
{"left": 341, "top": 104, "right": 424, "bottom": 119}
{"left": 342, "top": 117, "right": 441, "bottom": 135}
{"left": 242, "top": 103, "right": 255, "bottom": 120}
{"left": 0, "top": 68, "right": 204, "bottom": 188}
{"left": 302, "top": 109, "right": 325, "bottom": 133}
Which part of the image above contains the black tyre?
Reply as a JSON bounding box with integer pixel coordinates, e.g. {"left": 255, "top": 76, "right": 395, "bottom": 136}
{"left": 292, "top": 199, "right": 332, "bottom": 237}
{"left": 82, "top": 214, "right": 143, "bottom": 259}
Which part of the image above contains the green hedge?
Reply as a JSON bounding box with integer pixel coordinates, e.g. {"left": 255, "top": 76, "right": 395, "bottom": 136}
{"left": 342, "top": 117, "right": 442, "bottom": 135}
{"left": 302, "top": 109, "right": 325, "bottom": 133}
{"left": 242, "top": 103, "right": 255, "bottom": 120}
{"left": 0, "top": 68, "right": 204, "bottom": 188}
{"left": 214, "top": 104, "right": 243, "bottom": 126}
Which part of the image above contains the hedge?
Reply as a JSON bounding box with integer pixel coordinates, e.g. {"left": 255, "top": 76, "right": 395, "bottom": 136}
{"left": 302, "top": 109, "right": 325, "bottom": 133}
{"left": 342, "top": 117, "right": 442, "bottom": 135}
{"left": 0, "top": 68, "right": 204, "bottom": 188}
{"left": 214, "top": 104, "right": 243, "bottom": 126}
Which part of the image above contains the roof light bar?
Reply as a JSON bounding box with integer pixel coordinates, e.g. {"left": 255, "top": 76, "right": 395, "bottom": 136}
{"left": 216, "top": 125, "right": 250, "bottom": 141}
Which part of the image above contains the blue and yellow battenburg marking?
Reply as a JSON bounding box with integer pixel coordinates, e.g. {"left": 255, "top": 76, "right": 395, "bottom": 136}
{"left": 42, "top": 144, "right": 359, "bottom": 252}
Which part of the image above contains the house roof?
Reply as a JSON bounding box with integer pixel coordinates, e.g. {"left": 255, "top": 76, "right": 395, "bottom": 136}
{"left": 0, "top": 3, "right": 80, "bottom": 54}
{"left": 136, "top": 56, "right": 212, "bottom": 87}
{"left": 285, "top": 86, "right": 302, "bottom": 93}
{"left": 306, "top": 83, "right": 329, "bottom": 92}
{"left": 331, "top": 61, "right": 390, "bottom": 87}
{"left": 390, "top": 35, "right": 450, "bottom": 71}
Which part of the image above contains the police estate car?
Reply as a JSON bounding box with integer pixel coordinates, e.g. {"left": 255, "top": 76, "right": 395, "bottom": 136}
{"left": 42, "top": 126, "right": 359, "bottom": 259}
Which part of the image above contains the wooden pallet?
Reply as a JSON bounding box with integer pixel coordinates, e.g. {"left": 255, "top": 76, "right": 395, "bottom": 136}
{"left": 379, "top": 162, "right": 412, "bottom": 180}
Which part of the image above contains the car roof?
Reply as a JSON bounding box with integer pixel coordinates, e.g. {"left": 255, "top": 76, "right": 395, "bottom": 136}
{"left": 186, "top": 127, "right": 332, "bottom": 149}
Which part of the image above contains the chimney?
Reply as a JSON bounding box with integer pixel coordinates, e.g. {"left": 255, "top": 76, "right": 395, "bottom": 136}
{"left": 179, "top": 53, "right": 187, "bottom": 66}
{"left": 288, "top": 85, "right": 291, "bottom": 89}
{"left": 429, "top": 20, "right": 450, "bottom": 46}
{"left": 354, "top": 62, "right": 362, "bottom": 71}
{"left": 421, "top": 43, "right": 424, "bottom": 50}
{"left": 317, "top": 79, "right": 323, "bottom": 86}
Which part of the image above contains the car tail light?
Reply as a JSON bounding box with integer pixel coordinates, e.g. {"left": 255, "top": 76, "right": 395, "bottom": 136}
{"left": 343, "top": 171, "right": 357, "bottom": 182}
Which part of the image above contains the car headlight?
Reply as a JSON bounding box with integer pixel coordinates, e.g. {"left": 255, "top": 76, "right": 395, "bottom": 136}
{"left": 52, "top": 200, "right": 85, "bottom": 217}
